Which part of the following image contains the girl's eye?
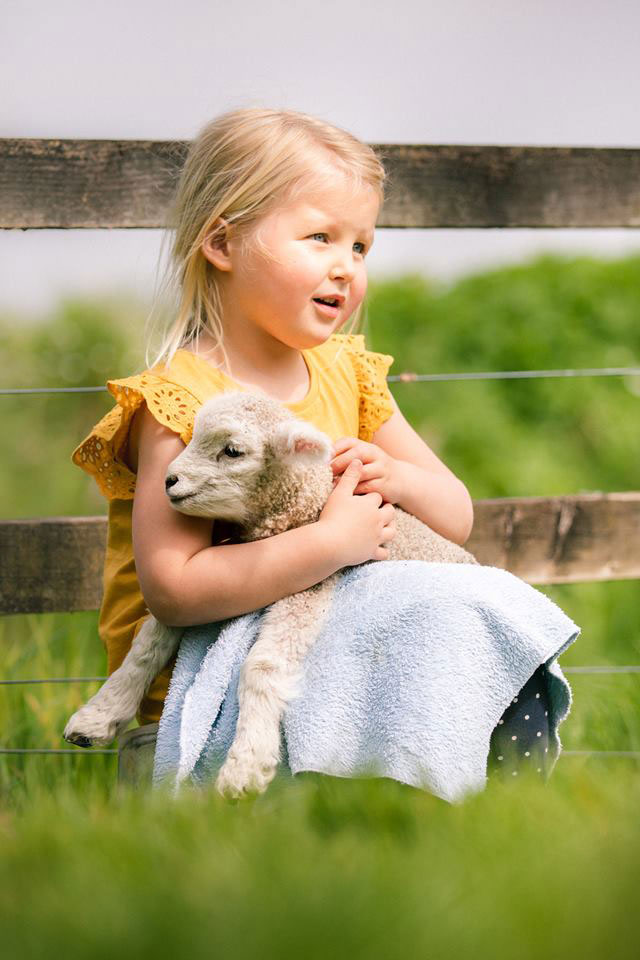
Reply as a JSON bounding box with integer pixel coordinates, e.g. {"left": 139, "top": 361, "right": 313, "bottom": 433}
{"left": 310, "top": 233, "right": 367, "bottom": 255}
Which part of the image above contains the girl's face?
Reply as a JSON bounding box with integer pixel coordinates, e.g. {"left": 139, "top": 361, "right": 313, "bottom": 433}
{"left": 207, "top": 173, "right": 380, "bottom": 352}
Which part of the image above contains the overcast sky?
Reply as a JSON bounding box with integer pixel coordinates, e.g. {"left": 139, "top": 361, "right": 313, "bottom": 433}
{"left": 2, "top": 0, "right": 640, "bottom": 317}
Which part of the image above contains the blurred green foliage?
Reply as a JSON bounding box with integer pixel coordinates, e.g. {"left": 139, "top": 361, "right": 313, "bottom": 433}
{"left": 366, "top": 253, "right": 640, "bottom": 497}
{"left": 0, "top": 293, "right": 145, "bottom": 517}
{"left": 0, "top": 255, "right": 639, "bottom": 957}
{"left": 1, "top": 254, "right": 639, "bottom": 516}
{"left": 0, "top": 765, "right": 639, "bottom": 960}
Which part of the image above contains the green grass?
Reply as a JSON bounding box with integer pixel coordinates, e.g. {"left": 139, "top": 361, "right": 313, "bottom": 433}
{"left": 1, "top": 256, "right": 639, "bottom": 956}
{"left": 0, "top": 762, "right": 639, "bottom": 958}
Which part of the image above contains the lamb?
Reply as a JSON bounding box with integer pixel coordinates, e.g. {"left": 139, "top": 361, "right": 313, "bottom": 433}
{"left": 64, "top": 390, "right": 477, "bottom": 797}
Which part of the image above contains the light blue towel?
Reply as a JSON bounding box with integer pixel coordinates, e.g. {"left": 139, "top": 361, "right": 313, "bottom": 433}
{"left": 153, "top": 561, "right": 580, "bottom": 804}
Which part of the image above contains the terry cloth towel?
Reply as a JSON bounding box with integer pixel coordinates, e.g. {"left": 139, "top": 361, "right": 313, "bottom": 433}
{"left": 152, "top": 561, "right": 580, "bottom": 804}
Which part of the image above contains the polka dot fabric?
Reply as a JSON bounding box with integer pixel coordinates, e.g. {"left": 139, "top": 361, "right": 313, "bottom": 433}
{"left": 336, "top": 333, "right": 395, "bottom": 442}
{"left": 487, "top": 664, "right": 552, "bottom": 780}
{"left": 71, "top": 373, "right": 199, "bottom": 500}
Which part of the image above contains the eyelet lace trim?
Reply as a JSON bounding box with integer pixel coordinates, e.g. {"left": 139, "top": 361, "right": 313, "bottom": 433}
{"left": 73, "top": 337, "right": 394, "bottom": 498}
{"left": 332, "top": 333, "right": 395, "bottom": 442}
{"left": 71, "top": 373, "right": 198, "bottom": 500}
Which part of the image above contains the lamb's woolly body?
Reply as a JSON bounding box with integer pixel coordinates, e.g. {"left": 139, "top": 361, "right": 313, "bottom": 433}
{"left": 64, "top": 389, "right": 476, "bottom": 794}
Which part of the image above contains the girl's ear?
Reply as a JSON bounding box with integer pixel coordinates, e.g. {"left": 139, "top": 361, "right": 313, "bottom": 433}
{"left": 201, "top": 218, "right": 233, "bottom": 272}
{"left": 271, "top": 421, "right": 333, "bottom": 467}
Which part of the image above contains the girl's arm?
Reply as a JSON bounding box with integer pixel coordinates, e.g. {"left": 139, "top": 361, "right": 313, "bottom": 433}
{"left": 129, "top": 405, "right": 348, "bottom": 627}
{"left": 389, "top": 460, "right": 473, "bottom": 545}
{"left": 371, "top": 395, "right": 474, "bottom": 545}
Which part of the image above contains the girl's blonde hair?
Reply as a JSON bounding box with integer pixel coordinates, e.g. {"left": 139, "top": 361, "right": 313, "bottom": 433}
{"left": 145, "top": 106, "right": 387, "bottom": 371}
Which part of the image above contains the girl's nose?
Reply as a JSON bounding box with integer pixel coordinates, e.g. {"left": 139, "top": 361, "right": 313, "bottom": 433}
{"left": 330, "top": 259, "right": 356, "bottom": 282}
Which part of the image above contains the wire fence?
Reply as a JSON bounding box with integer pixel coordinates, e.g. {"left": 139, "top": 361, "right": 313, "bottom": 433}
{"left": 3, "top": 666, "right": 639, "bottom": 686}
{"left": 0, "top": 748, "right": 637, "bottom": 758}
{"left": 1, "top": 663, "right": 638, "bottom": 760}
{"left": 0, "top": 748, "right": 118, "bottom": 755}
{"left": 2, "top": 365, "right": 640, "bottom": 396}
{"left": 0, "top": 677, "right": 108, "bottom": 685}
{"left": 3, "top": 362, "right": 639, "bottom": 769}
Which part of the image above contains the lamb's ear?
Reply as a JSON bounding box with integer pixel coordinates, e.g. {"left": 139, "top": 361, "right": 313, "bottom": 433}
{"left": 271, "top": 421, "right": 333, "bottom": 466}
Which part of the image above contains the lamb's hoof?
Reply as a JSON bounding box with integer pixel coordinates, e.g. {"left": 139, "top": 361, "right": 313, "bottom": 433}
{"left": 215, "top": 753, "right": 277, "bottom": 800}
{"left": 65, "top": 734, "right": 93, "bottom": 749}
{"left": 63, "top": 707, "right": 121, "bottom": 747}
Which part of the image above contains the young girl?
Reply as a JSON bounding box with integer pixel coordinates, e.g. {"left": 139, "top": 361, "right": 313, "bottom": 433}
{"left": 73, "top": 107, "right": 566, "bottom": 786}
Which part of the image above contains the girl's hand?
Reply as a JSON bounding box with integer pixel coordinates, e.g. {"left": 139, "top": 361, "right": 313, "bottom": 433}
{"left": 330, "top": 437, "right": 401, "bottom": 505}
{"left": 319, "top": 459, "right": 397, "bottom": 566}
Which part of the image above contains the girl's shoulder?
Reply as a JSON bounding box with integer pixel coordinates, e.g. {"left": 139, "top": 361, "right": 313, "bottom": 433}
{"left": 323, "top": 332, "right": 394, "bottom": 378}
{"left": 321, "top": 333, "right": 396, "bottom": 443}
{"left": 70, "top": 351, "right": 214, "bottom": 501}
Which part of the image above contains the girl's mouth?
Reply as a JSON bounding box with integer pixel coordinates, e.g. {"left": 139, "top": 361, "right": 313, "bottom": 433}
{"left": 312, "top": 297, "right": 341, "bottom": 318}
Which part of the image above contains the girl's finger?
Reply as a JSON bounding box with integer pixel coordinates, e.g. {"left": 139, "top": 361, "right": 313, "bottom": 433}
{"left": 356, "top": 466, "right": 382, "bottom": 487}
{"left": 333, "top": 456, "right": 374, "bottom": 478}
{"left": 331, "top": 454, "right": 357, "bottom": 474}
{"left": 332, "top": 437, "right": 357, "bottom": 457}
{"left": 355, "top": 480, "right": 381, "bottom": 496}
{"left": 335, "top": 443, "right": 369, "bottom": 465}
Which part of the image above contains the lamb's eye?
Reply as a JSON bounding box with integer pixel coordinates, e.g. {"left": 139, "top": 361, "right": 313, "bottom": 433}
{"left": 223, "top": 445, "right": 244, "bottom": 458}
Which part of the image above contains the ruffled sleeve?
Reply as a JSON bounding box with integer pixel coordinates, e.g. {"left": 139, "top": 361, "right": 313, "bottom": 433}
{"left": 71, "top": 371, "right": 200, "bottom": 500}
{"left": 335, "top": 333, "right": 395, "bottom": 442}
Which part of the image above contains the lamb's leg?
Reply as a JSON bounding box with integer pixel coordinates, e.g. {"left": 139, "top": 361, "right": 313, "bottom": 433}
{"left": 63, "top": 618, "right": 181, "bottom": 747}
{"left": 215, "top": 575, "right": 337, "bottom": 798}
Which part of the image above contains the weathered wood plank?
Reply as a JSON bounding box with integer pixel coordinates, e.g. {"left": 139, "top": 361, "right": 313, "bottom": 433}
{"left": 2, "top": 140, "right": 640, "bottom": 229}
{"left": 0, "top": 516, "right": 107, "bottom": 614}
{"left": 466, "top": 492, "right": 640, "bottom": 584}
{"left": 0, "top": 139, "right": 187, "bottom": 230}
{"left": 1, "top": 493, "right": 638, "bottom": 614}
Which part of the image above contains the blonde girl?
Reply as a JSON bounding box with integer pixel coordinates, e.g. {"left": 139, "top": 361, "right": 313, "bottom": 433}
{"left": 73, "top": 107, "right": 474, "bottom": 728}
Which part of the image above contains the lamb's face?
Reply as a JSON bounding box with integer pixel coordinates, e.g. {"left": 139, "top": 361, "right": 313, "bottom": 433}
{"left": 165, "top": 407, "right": 265, "bottom": 521}
{"left": 164, "top": 391, "right": 333, "bottom": 524}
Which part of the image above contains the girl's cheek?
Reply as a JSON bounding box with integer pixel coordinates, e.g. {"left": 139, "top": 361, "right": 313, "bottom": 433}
{"left": 291, "top": 251, "right": 319, "bottom": 281}
{"left": 350, "top": 276, "right": 368, "bottom": 310}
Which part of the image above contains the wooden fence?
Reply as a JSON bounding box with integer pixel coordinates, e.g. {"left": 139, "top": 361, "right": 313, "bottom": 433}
{"left": 1, "top": 139, "right": 639, "bottom": 774}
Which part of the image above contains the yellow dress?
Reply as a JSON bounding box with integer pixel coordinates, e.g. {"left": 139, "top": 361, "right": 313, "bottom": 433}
{"left": 72, "top": 332, "right": 395, "bottom": 725}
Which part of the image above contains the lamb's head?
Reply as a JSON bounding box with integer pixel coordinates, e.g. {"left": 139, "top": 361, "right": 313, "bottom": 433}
{"left": 164, "top": 390, "right": 335, "bottom": 536}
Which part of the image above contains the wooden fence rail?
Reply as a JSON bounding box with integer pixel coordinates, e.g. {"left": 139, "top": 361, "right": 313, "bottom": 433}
{"left": 2, "top": 492, "right": 639, "bottom": 615}
{"left": 3, "top": 140, "right": 640, "bottom": 229}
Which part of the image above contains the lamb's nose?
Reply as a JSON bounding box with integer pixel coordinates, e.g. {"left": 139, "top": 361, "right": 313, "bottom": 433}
{"left": 165, "top": 475, "right": 179, "bottom": 491}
